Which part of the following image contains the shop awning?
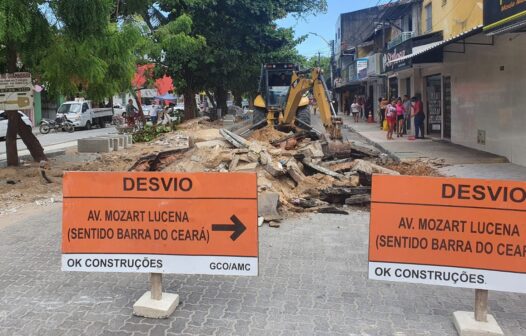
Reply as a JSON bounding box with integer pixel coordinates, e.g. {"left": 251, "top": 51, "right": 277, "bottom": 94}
{"left": 385, "top": 25, "right": 483, "bottom": 67}
{"left": 485, "top": 17, "right": 526, "bottom": 35}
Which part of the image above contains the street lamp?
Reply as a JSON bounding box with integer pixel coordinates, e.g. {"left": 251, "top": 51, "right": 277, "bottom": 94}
{"left": 308, "top": 32, "right": 334, "bottom": 89}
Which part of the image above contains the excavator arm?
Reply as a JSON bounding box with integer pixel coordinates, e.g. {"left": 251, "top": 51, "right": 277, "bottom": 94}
{"left": 282, "top": 68, "right": 342, "bottom": 140}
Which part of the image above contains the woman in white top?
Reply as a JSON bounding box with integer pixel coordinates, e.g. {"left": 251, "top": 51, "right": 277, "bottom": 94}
{"left": 351, "top": 99, "right": 360, "bottom": 123}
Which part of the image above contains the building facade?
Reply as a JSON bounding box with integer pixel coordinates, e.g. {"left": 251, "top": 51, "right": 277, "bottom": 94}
{"left": 335, "top": 0, "right": 526, "bottom": 166}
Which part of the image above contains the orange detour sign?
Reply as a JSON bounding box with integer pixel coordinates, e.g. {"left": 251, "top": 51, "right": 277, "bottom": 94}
{"left": 369, "top": 175, "right": 526, "bottom": 293}
{"left": 62, "top": 172, "right": 258, "bottom": 276}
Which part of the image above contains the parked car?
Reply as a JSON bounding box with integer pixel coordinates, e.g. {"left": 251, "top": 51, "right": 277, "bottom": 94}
{"left": 0, "top": 110, "right": 32, "bottom": 140}
{"left": 113, "top": 104, "right": 125, "bottom": 116}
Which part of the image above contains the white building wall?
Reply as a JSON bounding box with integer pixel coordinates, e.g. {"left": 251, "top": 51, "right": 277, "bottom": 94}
{"left": 417, "top": 33, "right": 526, "bottom": 166}
{"left": 445, "top": 34, "right": 526, "bottom": 166}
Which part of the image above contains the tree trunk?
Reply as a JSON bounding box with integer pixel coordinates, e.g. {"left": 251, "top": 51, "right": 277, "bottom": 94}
{"left": 215, "top": 87, "right": 228, "bottom": 118}
{"left": 130, "top": 89, "right": 146, "bottom": 122}
{"left": 183, "top": 87, "right": 197, "bottom": 121}
{"left": 233, "top": 91, "right": 242, "bottom": 107}
{"left": 17, "top": 116, "right": 47, "bottom": 162}
{"left": 205, "top": 91, "right": 216, "bottom": 108}
{"left": 6, "top": 111, "right": 19, "bottom": 166}
{"left": 4, "top": 42, "right": 47, "bottom": 166}
{"left": 6, "top": 40, "right": 17, "bottom": 73}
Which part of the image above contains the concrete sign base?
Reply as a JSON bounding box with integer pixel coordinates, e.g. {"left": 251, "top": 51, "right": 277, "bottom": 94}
{"left": 453, "top": 311, "right": 504, "bottom": 336}
{"left": 133, "top": 291, "right": 179, "bottom": 319}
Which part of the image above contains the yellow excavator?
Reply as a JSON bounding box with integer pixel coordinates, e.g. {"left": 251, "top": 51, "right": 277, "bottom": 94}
{"left": 251, "top": 63, "right": 343, "bottom": 140}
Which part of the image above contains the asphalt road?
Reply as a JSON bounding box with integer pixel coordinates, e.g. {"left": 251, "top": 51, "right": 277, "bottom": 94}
{"left": 0, "top": 126, "right": 119, "bottom": 155}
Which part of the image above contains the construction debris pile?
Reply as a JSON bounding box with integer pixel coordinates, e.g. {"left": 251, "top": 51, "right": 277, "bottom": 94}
{"left": 128, "top": 117, "right": 402, "bottom": 220}
{"left": 1, "top": 117, "right": 441, "bottom": 219}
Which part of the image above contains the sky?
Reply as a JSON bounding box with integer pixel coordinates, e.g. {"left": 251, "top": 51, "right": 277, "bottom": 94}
{"left": 277, "top": 0, "right": 385, "bottom": 58}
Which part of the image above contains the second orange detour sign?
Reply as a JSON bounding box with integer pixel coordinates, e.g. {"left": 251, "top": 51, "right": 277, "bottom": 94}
{"left": 369, "top": 175, "right": 526, "bottom": 335}
{"left": 62, "top": 172, "right": 258, "bottom": 318}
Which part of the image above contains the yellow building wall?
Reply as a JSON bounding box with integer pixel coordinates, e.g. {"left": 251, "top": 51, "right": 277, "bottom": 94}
{"left": 422, "top": 0, "right": 483, "bottom": 39}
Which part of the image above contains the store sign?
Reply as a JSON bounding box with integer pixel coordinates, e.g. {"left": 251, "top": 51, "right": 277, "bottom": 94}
{"left": 484, "top": 0, "right": 526, "bottom": 32}
{"left": 62, "top": 172, "right": 258, "bottom": 276}
{"left": 0, "top": 73, "right": 33, "bottom": 110}
{"left": 367, "top": 53, "right": 383, "bottom": 76}
{"left": 356, "top": 58, "right": 368, "bottom": 80}
{"left": 383, "top": 39, "right": 413, "bottom": 73}
{"left": 369, "top": 175, "right": 526, "bottom": 293}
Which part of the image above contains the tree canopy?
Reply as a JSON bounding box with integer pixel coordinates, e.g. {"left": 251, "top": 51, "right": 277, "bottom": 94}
{"left": 0, "top": 0, "right": 327, "bottom": 110}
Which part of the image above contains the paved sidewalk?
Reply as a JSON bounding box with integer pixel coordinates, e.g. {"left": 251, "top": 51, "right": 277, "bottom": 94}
{"left": 2, "top": 205, "right": 526, "bottom": 336}
{"left": 343, "top": 116, "right": 526, "bottom": 180}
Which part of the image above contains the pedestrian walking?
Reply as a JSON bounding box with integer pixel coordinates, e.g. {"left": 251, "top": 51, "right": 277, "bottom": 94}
{"left": 351, "top": 99, "right": 360, "bottom": 123}
{"left": 396, "top": 98, "right": 405, "bottom": 138}
{"left": 379, "top": 97, "right": 388, "bottom": 130}
{"left": 344, "top": 99, "right": 350, "bottom": 116}
{"left": 125, "top": 99, "right": 137, "bottom": 126}
{"left": 412, "top": 96, "right": 425, "bottom": 139}
{"left": 386, "top": 98, "right": 397, "bottom": 140}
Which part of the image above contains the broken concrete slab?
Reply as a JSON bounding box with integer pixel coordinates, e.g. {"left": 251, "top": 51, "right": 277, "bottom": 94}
{"left": 220, "top": 128, "right": 250, "bottom": 148}
{"left": 351, "top": 159, "right": 400, "bottom": 175}
{"left": 286, "top": 159, "right": 306, "bottom": 184}
{"left": 258, "top": 192, "right": 281, "bottom": 221}
{"left": 320, "top": 186, "right": 371, "bottom": 204}
{"left": 297, "top": 141, "right": 324, "bottom": 162}
{"left": 291, "top": 198, "right": 328, "bottom": 208}
{"left": 234, "top": 162, "right": 259, "bottom": 171}
{"left": 194, "top": 139, "right": 233, "bottom": 149}
{"left": 345, "top": 194, "right": 371, "bottom": 206}
{"left": 302, "top": 160, "right": 345, "bottom": 179}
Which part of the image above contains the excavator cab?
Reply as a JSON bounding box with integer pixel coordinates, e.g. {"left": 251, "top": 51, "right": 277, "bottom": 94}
{"left": 253, "top": 63, "right": 300, "bottom": 127}
{"left": 252, "top": 63, "right": 343, "bottom": 140}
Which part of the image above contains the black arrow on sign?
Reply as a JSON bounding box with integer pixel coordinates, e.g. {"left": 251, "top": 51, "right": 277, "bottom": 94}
{"left": 212, "top": 215, "right": 246, "bottom": 241}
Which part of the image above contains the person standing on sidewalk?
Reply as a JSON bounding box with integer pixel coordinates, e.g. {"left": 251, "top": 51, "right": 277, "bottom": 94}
{"left": 150, "top": 104, "right": 160, "bottom": 125}
{"left": 344, "top": 99, "right": 350, "bottom": 116}
{"left": 379, "top": 97, "right": 388, "bottom": 129}
{"left": 357, "top": 96, "right": 365, "bottom": 120}
{"left": 396, "top": 98, "right": 405, "bottom": 138}
{"left": 386, "top": 99, "right": 397, "bottom": 140}
{"left": 403, "top": 95, "right": 411, "bottom": 134}
{"left": 351, "top": 99, "right": 360, "bottom": 123}
{"left": 412, "top": 96, "right": 425, "bottom": 139}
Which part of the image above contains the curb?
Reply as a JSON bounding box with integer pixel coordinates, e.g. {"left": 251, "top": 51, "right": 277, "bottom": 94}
{"left": 0, "top": 149, "right": 67, "bottom": 168}
{"left": 346, "top": 125, "right": 401, "bottom": 163}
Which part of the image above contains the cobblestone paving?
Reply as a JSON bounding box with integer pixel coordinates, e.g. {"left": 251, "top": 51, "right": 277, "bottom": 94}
{"left": 1, "top": 205, "right": 526, "bottom": 335}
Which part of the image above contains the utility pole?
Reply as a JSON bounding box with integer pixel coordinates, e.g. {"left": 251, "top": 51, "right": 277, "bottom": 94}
{"left": 318, "top": 52, "right": 321, "bottom": 67}
{"left": 309, "top": 32, "right": 335, "bottom": 90}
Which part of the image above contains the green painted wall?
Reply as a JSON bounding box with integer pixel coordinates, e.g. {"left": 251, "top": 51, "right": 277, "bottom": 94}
{"left": 34, "top": 92, "right": 42, "bottom": 125}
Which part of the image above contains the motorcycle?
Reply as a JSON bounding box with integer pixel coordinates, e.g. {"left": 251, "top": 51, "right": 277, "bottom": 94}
{"left": 39, "top": 114, "right": 75, "bottom": 134}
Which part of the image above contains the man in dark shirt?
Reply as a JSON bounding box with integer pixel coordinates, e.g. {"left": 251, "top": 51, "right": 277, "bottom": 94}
{"left": 412, "top": 96, "right": 425, "bottom": 139}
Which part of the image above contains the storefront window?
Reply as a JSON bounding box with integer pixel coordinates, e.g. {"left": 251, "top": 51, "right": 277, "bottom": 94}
{"left": 426, "top": 75, "right": 442, "bottom": 135}
{"left": 389, "top": 77, "right": 398, "bottom": 100}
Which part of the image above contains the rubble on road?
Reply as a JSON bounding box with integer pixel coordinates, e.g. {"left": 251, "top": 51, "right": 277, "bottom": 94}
{"left": 123, "top": 121, "right": 401, "bottom": 220}
{"left": 0, "top": 116, "right": 440, "bottom": 220}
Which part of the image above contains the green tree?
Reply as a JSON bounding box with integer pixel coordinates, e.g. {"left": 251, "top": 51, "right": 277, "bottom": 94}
{"left": 146, "top": 0, "right": 326, "bottom": 117}
{"left": 155, "top": 13, "right": 206, "bottom": 120}
{"left": 0, "top": 0, "right": 53, "bottom": 166}
{"left": 0, "top": 0, "right": 143, "bottom": 166}
{"left": 301, "top": 55, "right": 331, "bottom": 78}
